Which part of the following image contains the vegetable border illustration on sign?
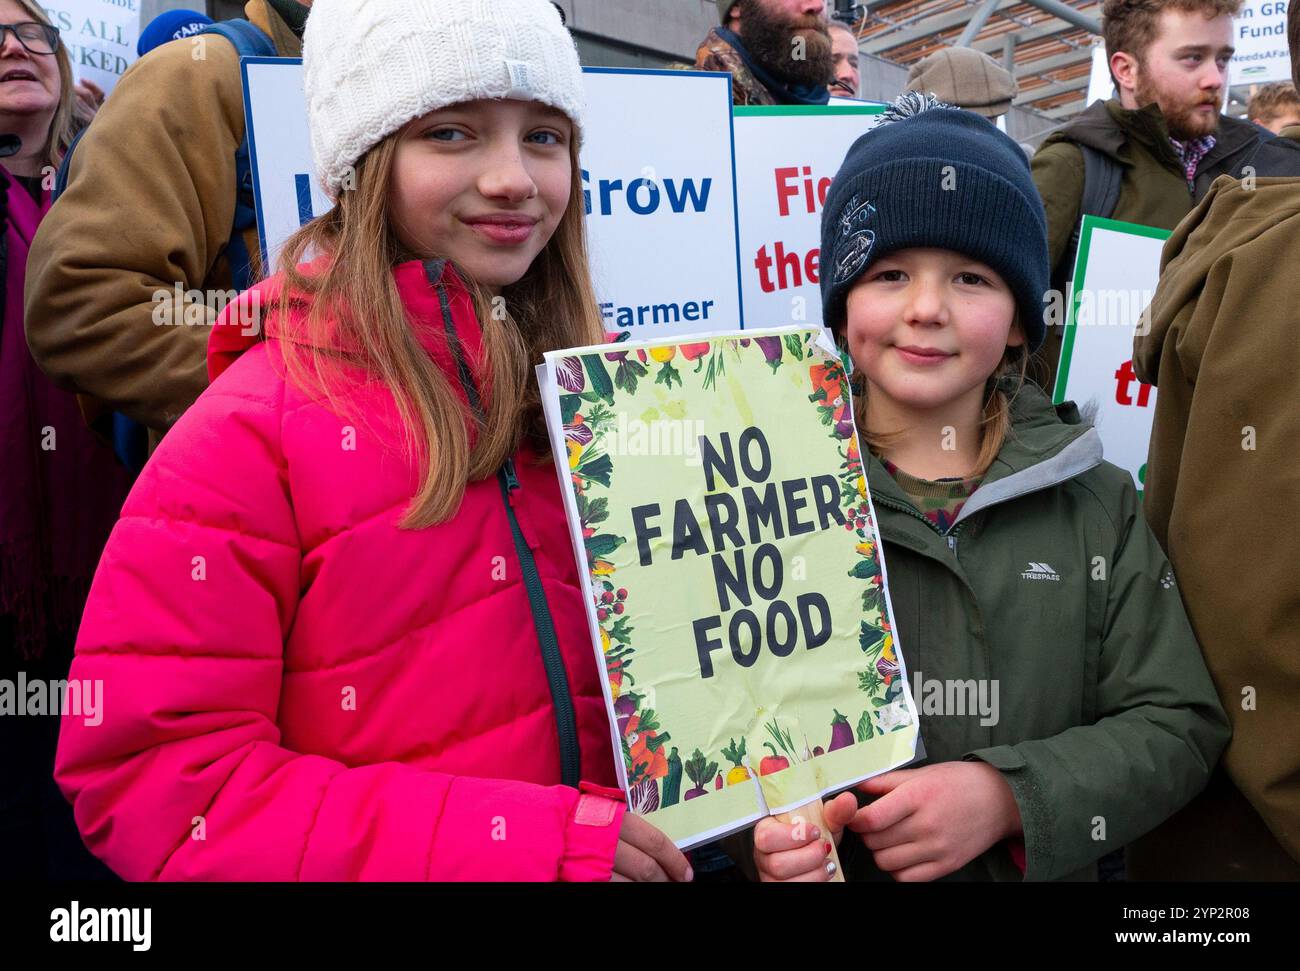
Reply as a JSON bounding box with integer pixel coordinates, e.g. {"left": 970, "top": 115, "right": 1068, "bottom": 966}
{"left": 539, "top": 326, "right": 919, "bottom": 847}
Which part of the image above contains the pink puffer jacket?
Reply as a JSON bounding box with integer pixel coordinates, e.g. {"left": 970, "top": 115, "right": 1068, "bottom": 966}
{"left": 55, "top": 258, "right": 625, "bottom": 881}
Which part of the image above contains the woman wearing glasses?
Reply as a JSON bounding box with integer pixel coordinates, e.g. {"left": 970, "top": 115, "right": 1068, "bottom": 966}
{"left": 0, "top": 0, "right": 128, "bottom": 879}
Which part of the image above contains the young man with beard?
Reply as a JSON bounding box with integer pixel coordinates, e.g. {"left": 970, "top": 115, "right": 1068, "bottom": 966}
{"left": 1126, "top": 0, "right": 1300, "bottom": 882}
{"left": 1029, "top": 0, "right": 1260, "bottom": 388}
{"left": 695, "top": 0, "right": 833, "bottom": 106}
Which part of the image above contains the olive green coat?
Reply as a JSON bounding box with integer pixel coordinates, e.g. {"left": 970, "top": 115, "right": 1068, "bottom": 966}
{"left": 840, "top": 383, "right": 1229, "bottom": 881}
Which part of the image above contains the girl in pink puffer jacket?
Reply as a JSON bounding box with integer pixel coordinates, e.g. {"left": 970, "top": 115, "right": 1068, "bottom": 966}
{"left": 54, "top": 0, "right": 690, "bottom": 883}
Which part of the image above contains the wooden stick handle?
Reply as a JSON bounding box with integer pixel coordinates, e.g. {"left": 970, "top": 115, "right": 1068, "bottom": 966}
{"left": 774, "top": 798, "right": 845, "bottom": 883}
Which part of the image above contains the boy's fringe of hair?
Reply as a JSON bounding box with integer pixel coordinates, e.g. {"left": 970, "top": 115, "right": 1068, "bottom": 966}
{"left": 1247, "top": 81, "right": 1300, "bottom": 123}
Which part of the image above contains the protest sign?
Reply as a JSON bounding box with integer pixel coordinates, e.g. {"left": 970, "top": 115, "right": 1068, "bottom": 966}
{"left": 240, "top": 57, "right": 330, "bottom": 272}
{"left": 39, "top": 1, "right": 140, "bottom": 94}
{"left": 538, "top": 326, "right": 919, "bottom": 848}
{"left": 1053, "top": 215, "right": 1171, "bottom": 494}
{"left": 733, "top": 104, "right": 884, "bottom": 331}
{"left": 829, "top": 95, "right": 887, "bottom": 108}
{"left": 1232, "top": 2, "right": 1292, "bottom": 85}
{"left": 580, "top": 68, "right": 744, "bottom": 336}
{"left": 241, "top": 61, "right": 744, "bottom": 336}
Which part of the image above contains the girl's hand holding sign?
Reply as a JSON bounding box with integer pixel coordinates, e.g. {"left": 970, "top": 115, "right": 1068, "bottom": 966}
{"left": 612, "top": 813, "right": 694, "bottom": 883}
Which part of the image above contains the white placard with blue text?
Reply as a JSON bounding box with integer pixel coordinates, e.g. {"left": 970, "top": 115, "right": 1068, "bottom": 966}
{"left": 580, "top": 68, "right": 743, "bottom": 334}
{"left": 241, "top": 58, "right": 332, "bottom": 272}
{"left": 38, "top": 0, "right": 141, "bottom": 94}
{"left": 241, "top": 61, "right": 744, "bottom": 337}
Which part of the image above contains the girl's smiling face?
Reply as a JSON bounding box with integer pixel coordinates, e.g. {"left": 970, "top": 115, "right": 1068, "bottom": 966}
{"left": 388, "top": 98, "right": 573, "bottom": 290}
{"left": 843, "top": 247, "right": 1022, "bottom": 414}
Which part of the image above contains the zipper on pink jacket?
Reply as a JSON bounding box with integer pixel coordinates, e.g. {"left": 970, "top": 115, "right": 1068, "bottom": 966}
{"left": 425, "top": 259, "right": 583, "bottom": 789}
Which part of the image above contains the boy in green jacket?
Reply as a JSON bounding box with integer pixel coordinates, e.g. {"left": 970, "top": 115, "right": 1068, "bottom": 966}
{"left": 752, "top": 95, "right": 1228, "bottom": 882}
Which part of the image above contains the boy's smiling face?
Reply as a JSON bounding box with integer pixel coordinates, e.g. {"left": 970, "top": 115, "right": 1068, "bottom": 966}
{"left": 842, "top": 247, "right": 1022, "bottom": 414}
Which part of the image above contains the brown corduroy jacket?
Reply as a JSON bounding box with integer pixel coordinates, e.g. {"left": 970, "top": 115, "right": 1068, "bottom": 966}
{"left": 24, "top": 1, "right": 302, "bottom": 442}
{"left": 1129, "top": 174, "right": 1300, "bottom": 879}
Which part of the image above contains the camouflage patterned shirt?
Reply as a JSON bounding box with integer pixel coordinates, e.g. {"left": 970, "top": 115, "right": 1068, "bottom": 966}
{"left": 693, "top": 27, "right": 780, "bottom": 107}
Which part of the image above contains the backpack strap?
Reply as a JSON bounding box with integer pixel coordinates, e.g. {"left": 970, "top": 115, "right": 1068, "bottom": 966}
{"left": 1055, "top": 143, "right": 1123, "bottom": 287}
{"left": 200, "top": 19, "right": 276, "bottom": 59}
{"left": 1079, "top": 144, "right": 1122, "bottom": 221}
{"left": 50, "top": 125, "right": 87, "bottom": 203}
{"left": 199, "top": 19, "right": 276, "bottom": 293}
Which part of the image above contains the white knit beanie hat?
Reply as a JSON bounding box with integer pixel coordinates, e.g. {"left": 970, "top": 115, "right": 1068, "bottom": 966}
{"left": 303, "top": 0, "right": 586, "bottom": 198}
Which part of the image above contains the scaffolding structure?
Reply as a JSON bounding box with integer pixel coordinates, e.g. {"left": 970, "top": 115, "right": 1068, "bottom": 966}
{"left": 848, "top": 0, "right": 1100, "bottom": 118}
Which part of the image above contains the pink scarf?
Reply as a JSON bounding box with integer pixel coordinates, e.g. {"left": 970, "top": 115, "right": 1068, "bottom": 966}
{"left": 0, "top": 166, "right": 130, "bottom": 658}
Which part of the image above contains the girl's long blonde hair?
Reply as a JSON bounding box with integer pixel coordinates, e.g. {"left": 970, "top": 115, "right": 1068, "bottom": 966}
{"left": 272, "top": 131, "right": 605, "bottom": 529}
{"left": 11, "top": 0, "right": 77, "bottom": 171}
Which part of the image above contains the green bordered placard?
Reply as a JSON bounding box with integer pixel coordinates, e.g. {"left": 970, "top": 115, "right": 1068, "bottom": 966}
{"left": 733, "top": 103, "right": 887, "bottom": 118}
{"left": 1053, "top": 214, "right": 1172, "bottom": 405}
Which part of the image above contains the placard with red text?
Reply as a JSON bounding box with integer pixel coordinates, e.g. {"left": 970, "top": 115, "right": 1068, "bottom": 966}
{"left": 1053, "top": 215, "right": 1171, "bottom": 495}
{"left": 733, "top": 105, "right": 885, "bottom": 331}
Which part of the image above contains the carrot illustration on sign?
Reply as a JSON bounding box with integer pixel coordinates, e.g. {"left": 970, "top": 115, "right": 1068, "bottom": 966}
{"left": 625, "top": 709, "right": 671, "bottom": 789}
{"left": 809, "top": 360, "right": 854, "bottom": 439}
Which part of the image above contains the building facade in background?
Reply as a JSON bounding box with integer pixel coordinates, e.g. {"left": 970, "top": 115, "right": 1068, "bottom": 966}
{"left": 139, "top": 0, "right": 1060, "bottom": 141}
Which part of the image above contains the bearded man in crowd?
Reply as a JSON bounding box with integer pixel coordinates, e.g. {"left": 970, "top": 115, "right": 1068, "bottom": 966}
{"left": 695, "top": 0, "right": 833, "bottom": 105}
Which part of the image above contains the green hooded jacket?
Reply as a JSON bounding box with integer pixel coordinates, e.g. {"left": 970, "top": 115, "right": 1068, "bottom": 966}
{"left": 840, "top": 381, "right": 1229, "bottom": 881}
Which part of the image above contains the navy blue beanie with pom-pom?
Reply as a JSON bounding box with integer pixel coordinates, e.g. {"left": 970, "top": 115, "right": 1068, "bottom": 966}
{"left": 819, "top": 93, "right": 1050, "bottom": 352}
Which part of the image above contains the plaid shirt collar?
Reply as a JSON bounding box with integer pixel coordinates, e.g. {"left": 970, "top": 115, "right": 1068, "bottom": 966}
{"left": 1168, "top": 134, "right": 1216, "bottom": 185}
